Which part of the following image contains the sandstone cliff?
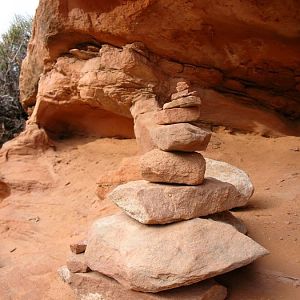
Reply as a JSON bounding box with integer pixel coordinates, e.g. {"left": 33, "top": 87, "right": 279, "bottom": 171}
{"left": 20, "top": 0, "right": 300, "bottom": 137}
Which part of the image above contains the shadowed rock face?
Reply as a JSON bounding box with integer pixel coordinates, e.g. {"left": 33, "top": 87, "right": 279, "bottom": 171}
{"left": 20, "top": 0, "right": 300, "bottom": 137}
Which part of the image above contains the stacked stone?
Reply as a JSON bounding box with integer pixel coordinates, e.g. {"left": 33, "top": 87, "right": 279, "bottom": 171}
{"left": 109, "top": 84, "right": 254, "bottom": 225}
{"left": 60, "top": 82, "right": 268, "bottom": 300}
{"left": 140, "top": 82, "right": 208, "bottom": 188}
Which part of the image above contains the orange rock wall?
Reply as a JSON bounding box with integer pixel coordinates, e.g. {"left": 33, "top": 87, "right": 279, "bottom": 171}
{"left": 20, "top": 0, "right": 300, "bottom": 137}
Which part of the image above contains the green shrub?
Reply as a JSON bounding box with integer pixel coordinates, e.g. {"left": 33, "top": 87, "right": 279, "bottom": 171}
{"left": 0, "top": 15, "right": 32, "bottom": 145}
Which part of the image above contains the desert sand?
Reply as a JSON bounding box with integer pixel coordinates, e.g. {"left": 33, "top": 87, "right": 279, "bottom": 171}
{"left": 0, "top": 130, "right": 299, "bottom": 299}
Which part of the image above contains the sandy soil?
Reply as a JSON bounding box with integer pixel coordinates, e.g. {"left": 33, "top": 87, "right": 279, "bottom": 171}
{"left": 0, "top": 131, "right": 299, "bottom": 299}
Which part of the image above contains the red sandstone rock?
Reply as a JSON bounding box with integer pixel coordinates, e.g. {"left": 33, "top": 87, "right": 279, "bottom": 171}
{"left": 19, "top": 0, "right": 300, "bottom": 136}
{"left": 130, "top": 95, "right": 161, "bottom": 119}
{"left": 155, "top": 107, "right": 201, "bottom": 125}
{"left": 170, "top": 90, "right": 198, "bottom": 101}
{"left": 60, "top": 268, "right": 227, "bottom": 300}
{"left": 150, "top": 123, "right": 211, "bottom": 152}
{"left": 205, "top": 158, "right": 254, "bottom": 202}
{"left": 85, "top": 214, "right": 268, "bottom": 292}
{"left": 134, "top": 112, "right": 159, "bottom": 154}
{"left": 66, "top": 253, "right": 89, "bottom": 273}
{"left": 163, "top": 96, "right": 202, "bottom": 110}
{"left": 70, "top": 239, "right": 87, "bottom": 254}
{"left": 140, "top": 149, "right": 206, "bottom": 185}
{"left": 0, "top": 123, "right": 51, "bottom": 158}
{"left": 109, "top": 179, "right": 246, "bottom": 224}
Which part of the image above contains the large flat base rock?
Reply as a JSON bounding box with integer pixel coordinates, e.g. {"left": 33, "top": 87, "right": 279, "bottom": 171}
{"left": 109, "top": 179, "right": 243, "bottom": 224}
{"left": 60, "top": 267, "right": 227, "bottom": 300}
{"left": 85, "top": 214, "right": 268, "bottom": 292}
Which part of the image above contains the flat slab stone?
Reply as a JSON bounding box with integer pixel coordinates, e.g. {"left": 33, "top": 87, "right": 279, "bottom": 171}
{"left": 84, "top": 214, "right": 268, "bottom": 292}
{"left": 205, "top": 158, "right": 254, "bottom": 202}
{"left": 109, "top": 179, "right": 244, "bottom": 224}
{"left": 150, "top": 123, "right": 211, "bottom": 152}
{"left": 163, "top": 95, "right": 202, "bottom": 110}
{"left": 140, "top": 149, "right": 206, "bottom": 185}
{"left": 171, "top": 90, "right": 198, "bottom": 100}
{"left": 155, "top": 107, "right": 200, "bottom": 125}
{"left": 60, "top": 267, "right": 227, "bottom": 300}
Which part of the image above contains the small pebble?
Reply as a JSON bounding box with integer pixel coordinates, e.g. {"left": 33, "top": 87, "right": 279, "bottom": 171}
{"left": 28, "top": 216, "right": 40, "bottom": 223}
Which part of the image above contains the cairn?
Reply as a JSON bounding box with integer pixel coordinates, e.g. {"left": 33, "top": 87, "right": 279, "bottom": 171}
{"left": 60, "top": 82, "right": 268, "bottom": 299}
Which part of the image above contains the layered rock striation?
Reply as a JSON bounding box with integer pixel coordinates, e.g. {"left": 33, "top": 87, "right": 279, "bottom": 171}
{"left": 19, "top": 0, "right": 300, "bottom": 138}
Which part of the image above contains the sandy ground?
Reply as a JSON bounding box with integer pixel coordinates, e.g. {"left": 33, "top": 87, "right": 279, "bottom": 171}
{"left": 0, "top": 131, "right": 299, "bottom": 299}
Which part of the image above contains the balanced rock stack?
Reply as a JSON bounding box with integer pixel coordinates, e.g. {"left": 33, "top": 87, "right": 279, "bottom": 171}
{"left": 60, "top": 83, "right": 268, "bottom": 300}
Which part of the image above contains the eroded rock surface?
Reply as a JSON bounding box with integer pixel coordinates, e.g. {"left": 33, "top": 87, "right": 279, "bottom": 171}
{"left": 0, "top": 123, "right": 51, "bottom": 158}
{"left": 109, "top": 179, "right": 245, "bottom": 224}
{"left": 20, "top": 0, "right": 300, "bottom": 136}
{"left": 85, "top": 214, "right": 268, "bottom": 292}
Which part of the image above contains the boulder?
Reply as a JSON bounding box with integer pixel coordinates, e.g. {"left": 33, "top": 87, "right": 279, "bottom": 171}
{"left": 163, "top": 96, "right": 201, "bottom": 110}
{"left": 155, "top": 107, "right": 200, "bottom": 125}
{"left": 150, "top": 123, "right": 211, "bottom": 152}
{"left": 140, "top": 149, "right": 206, "bottom": 185}
{"left": 0, "top": 123, "right": 51, "bottom": 158}
{"left": 85, "top": 214, "right": 268, "bottom": 292}
{"left": 61, "top": 268, "right": 227, "bottom": 300}
{"left": 109, "top": 179, "right": 246, "bottom": 224}
{"left": 205, "top": 158, "right": 254, "bottom": 202}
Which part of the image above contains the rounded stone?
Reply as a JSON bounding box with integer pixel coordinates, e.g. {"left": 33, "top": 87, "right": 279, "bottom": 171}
{"left": 140, "top": 149, "right": 206, "bottom": 185}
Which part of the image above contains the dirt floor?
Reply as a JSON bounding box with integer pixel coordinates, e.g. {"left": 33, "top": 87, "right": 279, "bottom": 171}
{"left": 0, "top": 131, "right": 299, "bottom": 299}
